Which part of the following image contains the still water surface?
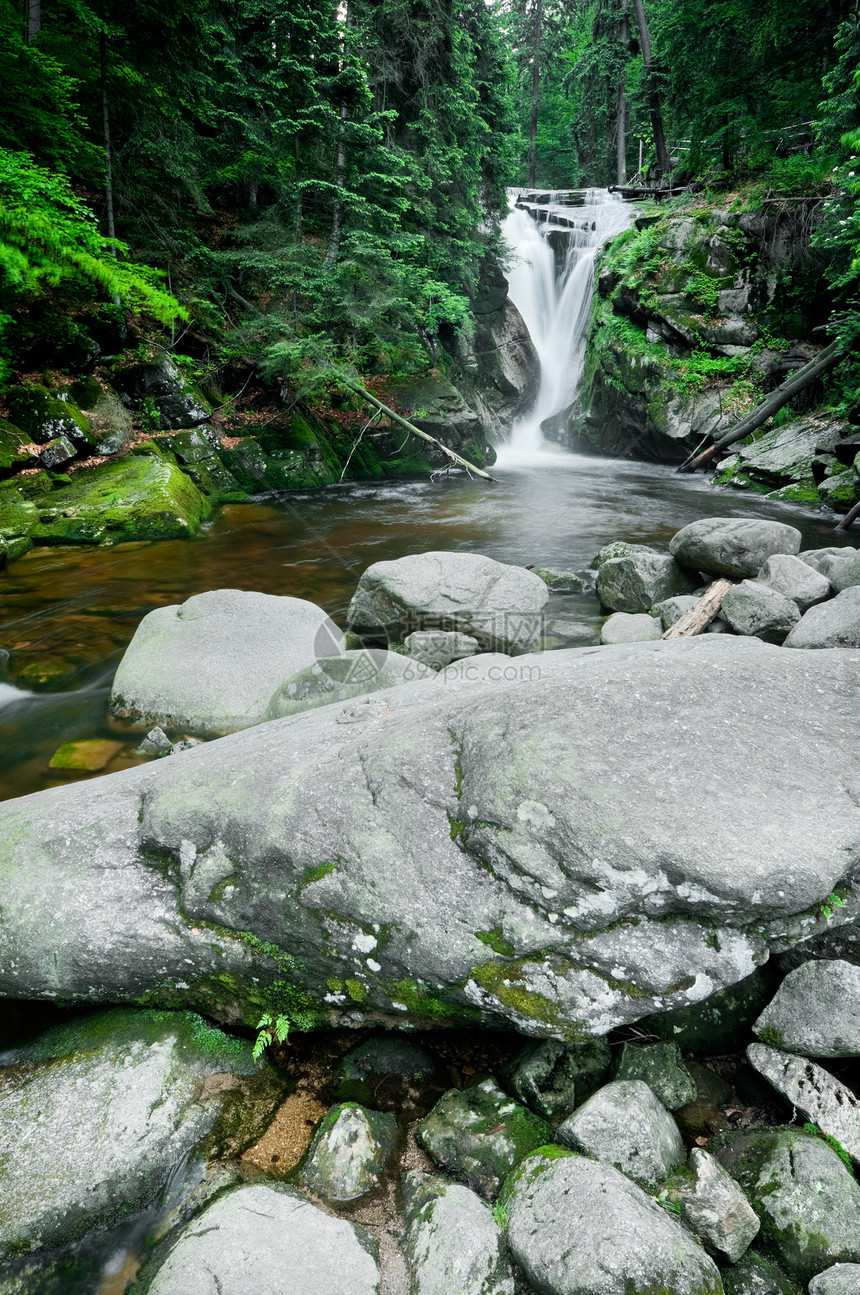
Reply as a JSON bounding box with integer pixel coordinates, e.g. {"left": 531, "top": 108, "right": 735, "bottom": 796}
{"left": 0, "top": 451, "right": 853, "bottom": 801}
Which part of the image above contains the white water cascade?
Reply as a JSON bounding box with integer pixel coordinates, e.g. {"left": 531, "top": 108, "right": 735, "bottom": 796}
{"left": 498, "top": 189, "right": 632, "bottom": 464}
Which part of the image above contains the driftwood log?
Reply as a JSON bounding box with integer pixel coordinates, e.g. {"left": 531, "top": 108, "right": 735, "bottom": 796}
{"left": 662, "top": 579, "right": 733, "bottom": 639}
{"left": 345, "top": 382, "right": 496, "bottom": 483}
{"left": 678, "top": 340, "right": 844, "bottom": 474}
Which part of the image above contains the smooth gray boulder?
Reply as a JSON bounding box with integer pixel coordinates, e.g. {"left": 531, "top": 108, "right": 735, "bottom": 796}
{"left": 556, "top": 1079, "right": 685, "bottom": 1185}
{"left": 142, "top": 1183, "right": 380, "bottom": 1294}
{"left": 592, "top": 541, "right": 656, "bottom": 568}
{"left": 747, "top": 1043, "right": 860, "bottom": 1165}
{"left": 714, "top": 1126, "right": 860, "bottom": 1283}
{"left": 596, "top": 552, "right": 696, "bottom": 613}
{"left": 599, "top": 611, "right": 663, "bottom": 644}
{"left": 785, "top": 586, "right": 860, "bottom": 648}
{"left": 754, "top": 960, "right": 860, "bottom": 1056}
{"left": 652, "top": 594, "right": 700, "bottom": 629}
{"left": 110, "top": 589, "right": 342, "bottom": 735}
{"left": 799, "top": 547, "right": 847, "bottom": 575}
{"left": 403, "top": 630, "right": 480, "bottom": 668}
{"left": 504, "top": 1149, "right": 723, "bottom": 1295}
{"left": 809, "top": 1265, "right": 860, "bottom": 1295}
{"left": 2, "top": 638, "right": 860, "bottom": 1037}
{"left": 298, "top": 1102, "right": 398, "bottom": 1203}
{"left": 664, "top": 1147, "right": 760, "bottom": 1263}
{"left": 501, "top": 1037, "right": 610, "bottom": 1120}
{"left": 721, "top": 580, "right": 800, "bottom": 643}
{"left": 533, "top": 567, "right": 591, "bottom": 593}
{"left": 612, "top": 1041, "right": 696, "bottom": 1110}
{"left": 0, "top": 1010, "right": 284, "bottom": 1258}
{"left": 756, "top": 554, "right": 832, "bottom": 611}
{"left": 347, "top": 551, "right": 549, "bottom": 654}
{"left": 265, "top": 649, "right": 434, "bottom": 719}
{"left": 670, "top": 518, "right": 802, "bottom": 578}
{"left": 401, "top": 1171, "right": 515, "bottom": 1295}
{"left": 416, "top": 1079, "right": 551, "bottom": 1200}
{"left": 818, "top": 548, "right": 860, "bottom": 592}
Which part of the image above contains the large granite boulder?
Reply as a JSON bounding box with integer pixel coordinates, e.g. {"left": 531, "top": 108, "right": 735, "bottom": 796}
{"left": 817, "top": 548, "right": 860, "bottom": 593}
{"left": 785, "top": 587, "right": 860, "bottom": 649}
{"left": 401, "top": 1171, "right": 515, "bottom": 1295}
{"left": 756, "top": 554, "right": 831, "bottom": 611}
{"left": 346, "top": 552, "right": 549, "bottom": 653}
{"left": 110, "top": 589, "right": 342, "bottom": 735}
{"left": 663, "top": 1147, "right": 760, "bottom": 1263}
{"left": 503, "top": 1148, "right": 723, "bottom": 1295}
{"left": 753, "top": 960, "right": 860, "bottom": 1056}
{"left": 113, "top": 356, "right": 211, "bottom": 429}
{"left": 599, "top": 611, "right": 663, "bottom": 644}
{"left": 1, "top": 638, "right": 859, "bottom": 1037}
{"left": 670, "top": 518, "right": 802, "bottom": 579}
{"left": 746, "top": 1043, "right": 860, "bottom": 1165}
{"left": 714, "top": 1127, "right": 860, "bottom": 1282}
{"left": 809, "top": 1266, "right": 860, "bottom": 1295}
{"left": 596, "top": 551, "right": 697, "bottom": 613}
{"left": 0, "top": 1010, "right": 284, "bottom": 1259}
{"left": 556, "top": 1079, "right": 685, "bottom": 1186}
{"left": 138, "top": 1183, "right": 380, "bottom": 1294}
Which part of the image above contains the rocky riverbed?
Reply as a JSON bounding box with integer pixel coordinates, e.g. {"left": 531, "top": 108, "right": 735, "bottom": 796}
{"left": 1, "top": 527, "right": 860, "bottom": 1294}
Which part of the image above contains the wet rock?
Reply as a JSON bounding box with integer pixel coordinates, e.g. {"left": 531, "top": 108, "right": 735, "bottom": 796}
{"left": 612, "top": 1041, "right": 696, "bottom": 1110}
{"left": 0, "top": 1009, "right": 285, "bottom": 1259}
{"left": 298, "top": 1102, "right": 398, "bottom": 1203}
{"left": 113, "top": 356, "right": 211, "bottom": 429}
{"left": 817, "top": 549, "right": 860, "bottom": 593}
{"left": 592, "top": 540, "right": 657, "bottom": 568}
{"left": 8, "top": 385, "right": 93, "bottom": 449}
{"left": 670, "top": 518, "right": 802, "bottom": 579}
{"left": 266, "top": 649, "right": 434, "bottom": 720}
{"left": 785, "top": 586, "right": 860, "bottom": 648}
{"left": 722, "top": 1251, "right": 802, "bottom": 1295}
{"left": 664, "top": 1146, "right": 760, "bottom": 1262}
{"left": 596, "top": 551, "right": 697, "bottom": 613}
{"left": 809, "top": 1265, "right": 860, "bottom": 1295}
{"left": 0, "top": 418, "right": 38, "bottom": 476}
{"left": 504, "top": 1148, "right": 722, "bottom": 1295}
{"left": 403, "top": 630, "right": 480, "bottom": 668}
{"left": 501, "top": 1036, "right": 611, "bottom": 1120}
{"left": 334, "top": 1035, "right": 447, "bottom": 1109}
{"left": 713, "top": 1126, "right": 860, "bottom": 1283}
{"left": 755, "top": 554, "right": 832, "bottom": 611}
{"left": 652, "top": 594, "right": 700, "bottom": 629}
{"left": 532, "top": 567, "right": 590, "bottom": 593}
{"left": 753, "top": 960, "right": 860, "bottom": 1056}
{"left": 401, "top": 1170, "right": 515, "bottom": 1295}
{"left": 38, "top": 434, "right": 77, "bottom": 470}
{"left": 48, "top": 738, "right": 124, "bottom": 771}
{"left": 644, "top": 968, "right": 776, "bottom": 1053}
{"left": 139, "top": 1183, "right": 380, "bottom": 1294}
{"left": 110, "top": 588, "right": 342, "bottom": 735}
{"left": 599, "top": 611, "right": 663, "bottom": 643}
{"left": 347, "top": 551, "right": 549, "bottom": 654}
{"left": 556, "top": 1079, "right": 685, "bottom": 1186}
{"left": 746, "top": 1043, "right": 860, "bottom": 1165}
{"left": 720, "top": 581, "right": 800, "bottom": 644}
{"left": 416, "top": 1079, "right": 552, "bottom": 1200}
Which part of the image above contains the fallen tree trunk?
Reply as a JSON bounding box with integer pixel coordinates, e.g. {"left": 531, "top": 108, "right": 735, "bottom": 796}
{"left": 662, "top": 579, "right": 733, "bottom": 638}
{"left": 678, "top": 340, "right": 844, "bottom": 474}
{"left": 344, "top": 382, "right": 496, "bottom": 483}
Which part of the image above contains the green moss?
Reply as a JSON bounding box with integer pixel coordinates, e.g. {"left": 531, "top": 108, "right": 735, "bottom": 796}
{"left": 386, "top": 976, "right": 480, "bottom": 1025}
{"left": 326, "top": 977, "right": 344, "bottom": 992}
{"left": 758, "top": 1025, "right": 785, "bottom": 1048}
{"left": 344, "top": 978, "right": 367, "bottom": 1003}
{"left": 470, "top": 959, "right": 566, "bottom": 1029}
{"left": 301, "top": 861, "right": 337, "bottom": 888}
{"left": 475, "top": 928, "right": 515, "bottom": 956}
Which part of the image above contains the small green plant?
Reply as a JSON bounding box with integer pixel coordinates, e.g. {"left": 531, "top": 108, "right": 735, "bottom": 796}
{"left": 819, "top": 892, "right": 847, "bottom": 922}
{"left": 140, "top": 396, "right": 161, "bottom": 432}
{"left": 655, "top": 1189, "right": 681, "bottom": 1216}
{"left": 252, "top": 1011, "right": 292, "bottom": 1060}
{"left": 492, "top": 1200, "right": 510, "bottom": 1230}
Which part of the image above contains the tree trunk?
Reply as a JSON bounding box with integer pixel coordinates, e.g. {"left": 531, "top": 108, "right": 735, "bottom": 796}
{"left": 294, "top": 137, "right": 303, "bottom": 243}
{"left": 99, "top": 1, "right": 121, "bottom": 305}
{"left": 678, "top": 340, "right": 844, "bottom": 473}
{"left": 25, "top": 0, "right": 40, "bottom": 42}
{"left": 630, "top": 0, "right": 670, "bottom": 176}
{"left": 661, "top": 580, "right": 732, "bottom": 638}
{"left": 345, "top": 383, "right": 496, "bottom": 481}
{"left": 615, "top": 2, "right": 629, "bottom": 186}
{"left": 323, "top": 104, "right": 348, "bottom": 270}
{"left": 527, "top": 0, "right": 542, "bottom": 188}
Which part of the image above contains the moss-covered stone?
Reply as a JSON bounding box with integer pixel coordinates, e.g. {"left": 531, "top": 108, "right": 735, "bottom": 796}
{"left": 7, "top": 386, "right": 93, "bottom": 449}
{"left": 48, "top": 739, "right": 124, "bottom": 771}
{"left": 0, "top": 419, "right": 37, "bottom": 476}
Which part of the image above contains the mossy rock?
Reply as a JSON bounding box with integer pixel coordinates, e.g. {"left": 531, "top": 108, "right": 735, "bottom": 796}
{"left": 7, "top": 386, "right": 93, "bottom": 449}
{"left": 22, "top": 456, "right": 210, "bottom": 545}
{"left": 643, "top": 967, "right": 775, "bottom": 1053}
{"left": 0, "top": 419, "right": 37, "bottom": 476}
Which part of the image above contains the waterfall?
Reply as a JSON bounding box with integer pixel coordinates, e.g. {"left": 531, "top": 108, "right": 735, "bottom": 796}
{"left": 498, "top": 189, "right": 632, "bottom": 463}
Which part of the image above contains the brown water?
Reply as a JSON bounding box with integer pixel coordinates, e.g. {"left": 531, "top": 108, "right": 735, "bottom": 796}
{"left": 0, "top": 451, "right": 853, "bottom": 802}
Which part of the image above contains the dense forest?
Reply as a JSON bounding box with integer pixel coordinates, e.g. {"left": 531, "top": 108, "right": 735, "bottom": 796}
{"left": 1, "top": 0, "right": 858, "bottom": 430}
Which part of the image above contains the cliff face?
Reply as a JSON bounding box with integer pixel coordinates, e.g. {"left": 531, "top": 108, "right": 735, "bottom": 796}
{"left": 553, "top": 200, "right": 836, "bottom": 465}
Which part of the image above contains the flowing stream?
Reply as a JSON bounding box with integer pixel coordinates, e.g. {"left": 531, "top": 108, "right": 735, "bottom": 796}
{"left": 0, "top": 194, "right": 853, "bottom": 802}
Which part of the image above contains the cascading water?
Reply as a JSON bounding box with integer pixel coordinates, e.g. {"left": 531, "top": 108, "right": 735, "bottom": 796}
{"left": 498, "top": 189, "right": 632, "bottom": 464}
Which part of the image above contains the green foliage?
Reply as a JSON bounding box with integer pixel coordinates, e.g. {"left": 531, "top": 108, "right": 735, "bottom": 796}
{"left": 803, "top": 1122, "right": 854, "bottom": 1175}
{"left": 252, "top": 1011, "right": 292, "bottom": 1060}
{"left": 818, "top": 891, "right": 847, "bottom": 923}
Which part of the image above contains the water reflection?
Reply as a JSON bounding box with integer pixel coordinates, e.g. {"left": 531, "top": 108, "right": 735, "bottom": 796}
{"left": 0, "top": 454, "right": 852, "bottom": 801}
